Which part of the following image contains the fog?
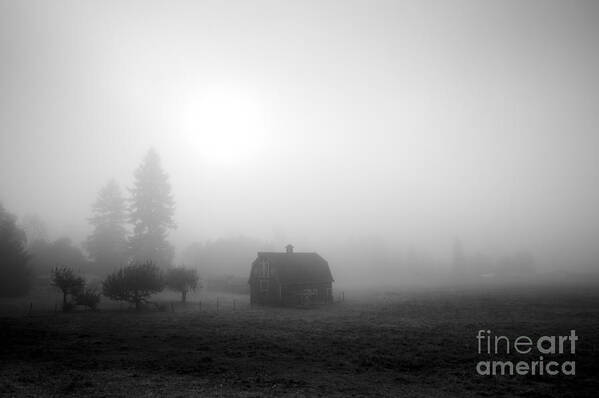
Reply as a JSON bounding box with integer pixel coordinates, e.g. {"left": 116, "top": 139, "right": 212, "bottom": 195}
{"left": 2, "top": 0, "right": 599, "bottom": 285}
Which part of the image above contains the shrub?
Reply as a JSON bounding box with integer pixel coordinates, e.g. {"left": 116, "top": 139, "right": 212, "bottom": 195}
{"left": 102, "top": 261, "right": 164, "bottom": 310}
{"left": 74, "top": 287, "right": 101, "bottom": 310}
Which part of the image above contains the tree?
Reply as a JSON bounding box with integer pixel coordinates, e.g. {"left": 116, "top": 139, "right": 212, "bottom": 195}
{"left": 128, "top": 149, "right": 176, "bottom": 267}
{"left": 20, "top": 213, "right": 48, "bottom": 249}
{"left": 51, "top": 266, "right": 85, "bottom": 311}
{"left": 30, "top": 237, "right": 89, "bottom": 275}
{"left": 102, "top": 261, "right": 164, "bottom": 310}
{"left": 86, "top": 180, "right": 128, "bottom": 273}
{"left": 166, "top": 266, "right": 200, "bottom": 303}
{"left": 0, "top": 203, "right": 31, "bottom": 297}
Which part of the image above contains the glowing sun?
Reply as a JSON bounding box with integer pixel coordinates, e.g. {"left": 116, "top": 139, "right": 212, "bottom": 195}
{"left": 180, "top": 86, "right": 269, "bottom": 165}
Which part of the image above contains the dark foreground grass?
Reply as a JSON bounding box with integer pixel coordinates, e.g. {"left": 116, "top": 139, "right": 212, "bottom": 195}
{"left": 1, "top": 285, "right": 598, "bottom": 397}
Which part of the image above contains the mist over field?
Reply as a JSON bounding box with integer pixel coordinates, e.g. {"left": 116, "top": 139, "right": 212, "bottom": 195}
{"left": 3, "top": 2, "right": 599, "bottom": 397}
{"left": 2, "top": 0, "right": 599, "bottom": 287}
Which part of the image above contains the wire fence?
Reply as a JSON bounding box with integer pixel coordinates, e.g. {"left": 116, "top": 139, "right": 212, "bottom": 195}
{"left": 2, "top": 290, "right": 346, "bottom": 317}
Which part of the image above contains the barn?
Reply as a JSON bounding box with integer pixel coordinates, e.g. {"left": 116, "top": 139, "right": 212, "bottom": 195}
{"left": 249, "top": 245, "right": 334, "bottom": 306}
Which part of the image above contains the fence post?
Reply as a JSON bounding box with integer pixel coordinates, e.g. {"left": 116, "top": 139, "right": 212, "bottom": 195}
{"left": 216, "top": 297, "right": 220, "bottom": 313}
{"left": 28, "top": 302, "right": 32, "bottom": 316}
{"left": 198, "top": 301, "right": 202, "bottom": 312}
{"left": 171, "top": 303, "right": 175, "bottom": 313}
{"left": 233, "top": 299, "right": 236, "bottom": 311}
{"left": 342, "top": 291, "right": 345, "bottom": 302}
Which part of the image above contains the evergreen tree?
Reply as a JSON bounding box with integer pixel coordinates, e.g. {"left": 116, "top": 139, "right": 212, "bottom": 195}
{"left": 85, "top": 180, "right": 128, "bottom": 272}
{"left": 0, "top": 203, "right": 31, "bottom": 297}
{"left": 20, "top": 213, "right": 48, "bottom": 249}
{"left": 30, "top": 237, "right": 89, "bottom": 275}
{"left": 128, "top": 149, "right": 175, "bottom": 267}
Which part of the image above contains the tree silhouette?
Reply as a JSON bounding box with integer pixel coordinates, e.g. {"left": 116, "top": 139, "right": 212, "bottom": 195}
{"left": 166, "top": 266, "right": 200, "bottom": 303}
{"left": 128, "top": 149, "right": 175, "bottom": 267}
{"left": 51, "top": 266, "right": 84, "bottom": 311}
{"left": 30, "top": 237, "right": 89, "bottom": 275}
{"left": 452, "top": 238, "right": 466, "bottom": 276}
{"left": 86, "top": 179, "right": 128, "bottom": 272}
{"left": 74, "top": 287, "right": 101, "bottom": 310}
{"left": 0, "top": 203, "right": 30, "bottom": 297}
{"left": 102, "top": 261, "right": 164, "bottom": 310}
{"left": 20, "top": 213, "right": 48, "bottom": 249}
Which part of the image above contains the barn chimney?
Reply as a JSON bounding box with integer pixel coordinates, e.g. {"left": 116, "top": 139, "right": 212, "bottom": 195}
{"left": 285, "top": 244, "right": 294, "bottom": 254}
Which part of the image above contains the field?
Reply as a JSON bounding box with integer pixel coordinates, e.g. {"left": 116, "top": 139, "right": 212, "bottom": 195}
{"left": 1, "top": 284, "right": 598, "bottom": 397}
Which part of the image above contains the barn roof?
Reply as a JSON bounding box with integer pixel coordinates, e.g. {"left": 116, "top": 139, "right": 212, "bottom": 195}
{"left": 253, "top": 252, "right": 334, "bottom": 284}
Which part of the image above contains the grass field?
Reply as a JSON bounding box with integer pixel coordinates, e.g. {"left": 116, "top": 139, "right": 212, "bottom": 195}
{"left": 1, "top": 284, "right": 598, "bottom": 397}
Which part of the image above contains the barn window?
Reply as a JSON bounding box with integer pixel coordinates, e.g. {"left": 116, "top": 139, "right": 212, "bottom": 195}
{"left": 259, "top": 260, "right": 270, "bottom": 277}
{"left": 259, "top": 279, "right": 269, "bottom": 292}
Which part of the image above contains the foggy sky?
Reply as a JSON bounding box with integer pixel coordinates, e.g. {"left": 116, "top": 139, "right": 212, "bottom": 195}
{"left": 1, "top": 0, "right": 599, "bottom": 270}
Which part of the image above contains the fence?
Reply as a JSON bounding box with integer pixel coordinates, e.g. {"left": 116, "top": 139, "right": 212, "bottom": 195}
{"left": 7, "top": 290, "right": 346, "bottom": 316}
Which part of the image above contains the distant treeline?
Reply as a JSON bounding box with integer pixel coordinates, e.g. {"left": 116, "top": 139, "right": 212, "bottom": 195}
{"left": 1, "top": 149, "right": 539, "bottom": 299}
{"left": 0, "top": 148, "right": 177, "bottom": 297}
